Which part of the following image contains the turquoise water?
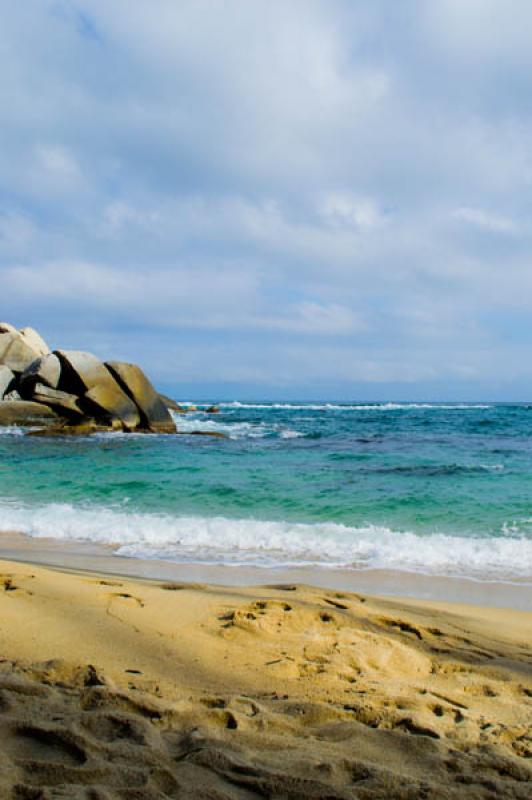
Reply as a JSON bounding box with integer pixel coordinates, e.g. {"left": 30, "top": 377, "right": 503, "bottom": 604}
{"left": 1, "top": 402, "right": 531, "bottom": 580}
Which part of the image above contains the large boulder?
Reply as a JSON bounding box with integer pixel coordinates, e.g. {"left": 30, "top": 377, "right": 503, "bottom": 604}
{"left": 0, "top": 400, "right": 59, "bottom": 426}
{"left": 0, "top": 366, "right": 16, "bottom": 398}
{"left": 19, "top": 327, "right": 49, "bottom": 356}
{"left": 56, "top": 350, "right": 141, "bottom": 431}
{"left": 31, "top": 383, "right": 83, "bottom": 418}
{"left": 0, "top": 331, "right": 43, "bottom": 374}
{"left": 106, "top": 362, "right": 176, "bottom": 433}
{"left": 159, "top": 393, "right": 185, "bottom": 413}
{"left": 84, "top": 384, "right": 140, "bottom": 430}
{"left": 20, "top": 353, "right": 62, "bottom": 394}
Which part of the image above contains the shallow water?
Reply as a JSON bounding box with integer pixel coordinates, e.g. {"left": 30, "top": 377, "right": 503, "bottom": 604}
{"left": 1, "top": 401, "right": 531, "bottom": 581}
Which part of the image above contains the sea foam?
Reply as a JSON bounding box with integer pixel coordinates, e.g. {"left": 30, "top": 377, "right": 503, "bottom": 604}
{"left": 170, "top": 411, "right": 301, "bottom": 439}
{"left": 0, "top": 500, "right": 530, "bottom": 581}
{"left": 220, "top": 402, "right": 491, "bottom": 411}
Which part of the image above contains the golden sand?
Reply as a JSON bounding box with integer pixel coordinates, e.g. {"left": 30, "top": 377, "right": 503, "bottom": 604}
{"left": 0, "top": 558, "right": 530, "bottom": 798}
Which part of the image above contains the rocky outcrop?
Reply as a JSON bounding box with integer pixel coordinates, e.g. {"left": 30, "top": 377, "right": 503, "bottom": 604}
{"left": 27, "top": 422, "right": 110, "bottom": 437}
{"left": 0, "top": 331, "right": 45, "bottom": 374}
{"left": 0, "top": 323, "right": 186, "bottom": 435}
{"left": 19, "top": 327, "right": 49, "bottom": 357}
{"left": 0, "top": 365, "right": 16, "bottom": 398}
{"left": 0, "top": 400, "right": 59, "bottom": 426}
{"left": 158, "top": 393, "right": 186, "bottom": 413}
{"left": 84, "top": 384, "right": 141, "bottom": 430}
{"left": 56, "top": 350, "right": 141, "bottom": 431}
{"left": 106, "top": 362, "right": 175, "bottom": 433}
{"left": 20, "top": 353, "right": 62, "bottom": 393}
{"left": 56, "top": 350, "right": 121, "bottom": 395}
{"left": 31, "top": 384, "right": 83, "bottom": 418}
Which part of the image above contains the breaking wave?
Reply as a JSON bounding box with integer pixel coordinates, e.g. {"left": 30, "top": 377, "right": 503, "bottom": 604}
{"left": 218, "top": 402, "right": 492, "bottom": 411}
{"left": 170, "top": 411, "right": 302, "bottom": 440}
{"left": 0, "top": 500, "right": 530, "bottom": 581}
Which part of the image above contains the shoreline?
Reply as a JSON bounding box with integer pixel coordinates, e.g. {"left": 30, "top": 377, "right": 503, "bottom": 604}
{"left": 1, "top": 528, "right": 531, "bottom": 611}
{"left": 0, "top": 555, "right": 530, "bottom": 797}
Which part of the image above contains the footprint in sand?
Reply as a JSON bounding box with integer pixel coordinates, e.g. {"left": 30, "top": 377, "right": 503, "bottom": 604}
{"left": 109, "top": 592, "right": 144, "bottom": 608}
{"left": 4, "top": 724, "right": 87, "bottom": 765}
{"left": 81, "top": 711, "right": 153, "bottom": 746}
{"left": 220, "top": 600, "right": 294, "bottom": 635}
{"left": 0, "top": 574, "right": 34, "bottom": 595}
{"left": 322, "top": 596, "right": 349, "bottom": 610}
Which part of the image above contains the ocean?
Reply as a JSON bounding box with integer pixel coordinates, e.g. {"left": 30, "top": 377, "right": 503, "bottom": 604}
{"left": 1, "top": 401, "right": 531, "bottom": 583}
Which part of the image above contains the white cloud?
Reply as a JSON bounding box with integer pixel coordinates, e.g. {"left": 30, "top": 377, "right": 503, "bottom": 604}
{"left": 319, "top": 193, "right": 385, "bottom": 229}
{"left": 1, "top": 1, "right": 532, "bottom": 395}
{"left": 258, "top": 301, "right": 366, "bottom": 336}
{"left": 102, "top": 202, "right": 160, "bottom": 235}
{"left": 452, "top": 207, "right": 517, "bottom": 233}
{"left": 36, "top": 145, "right": 81, "bottom": 180}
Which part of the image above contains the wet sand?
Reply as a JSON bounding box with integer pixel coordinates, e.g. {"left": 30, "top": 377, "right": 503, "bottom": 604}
{"left": 0, "top": 554, "right": 530, "bottom": 798}
{"left": 1, "top": 529, "right": 531, "bottom": 611}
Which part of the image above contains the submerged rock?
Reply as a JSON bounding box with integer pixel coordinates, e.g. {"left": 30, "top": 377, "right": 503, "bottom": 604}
{"left": 176, "top": 430, "right": 227, "bottom": 438}
{"left": 106, "top": 361, "right": 176, "bottom": 433}
{"left": 27, "top": 421, "right": 109, "bottom": 437}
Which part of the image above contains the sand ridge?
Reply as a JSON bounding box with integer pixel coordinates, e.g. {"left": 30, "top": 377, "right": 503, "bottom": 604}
{"left": 0, "top": 560, "right": 530, "bottom": 798}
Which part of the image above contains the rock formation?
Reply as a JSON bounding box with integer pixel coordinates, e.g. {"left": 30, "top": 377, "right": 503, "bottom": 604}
{"left": 106, "top": 362, "right": 176, "bottom": 433}
{"left": 0, "top": 323, "right": 177, "bottom": 435}
{"left": 19, "top": 353, "right": 61, "bottom": 392}
{"left": 0, "top": 365, "right": 16, "bottom": 398}
{"left": 0, "top": 400, "right": 58, "bottom": 426}
{"left": 0, "top": 330, "right": 47, "bottom": 374}
{"left": 56, "top": 350, "right": 141, "bottom": 430}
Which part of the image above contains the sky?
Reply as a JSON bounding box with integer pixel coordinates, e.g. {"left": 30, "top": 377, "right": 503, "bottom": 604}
{"left": 1, "top": 0, "right": 532, "bottom": 400}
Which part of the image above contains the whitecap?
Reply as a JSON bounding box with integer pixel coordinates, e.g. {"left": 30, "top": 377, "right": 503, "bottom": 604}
{"left": 0, "top": 500, "right": 530, "bottom": 582}
{"left": 219, "top": 402, "right": 491, "bottom": 412}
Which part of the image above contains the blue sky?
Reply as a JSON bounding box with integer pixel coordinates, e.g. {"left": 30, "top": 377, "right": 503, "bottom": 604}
{"left": 1, "top": 0, "right": 532, "bottom": 400}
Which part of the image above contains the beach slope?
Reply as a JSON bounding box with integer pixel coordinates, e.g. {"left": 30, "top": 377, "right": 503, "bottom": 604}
{"left": 0, "top": 559, "right": 530, "bottom": 798}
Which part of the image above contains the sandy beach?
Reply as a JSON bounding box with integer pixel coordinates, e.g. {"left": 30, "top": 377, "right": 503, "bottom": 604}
{"left": 0, "top": 557, "right": 530, "bottom": 799}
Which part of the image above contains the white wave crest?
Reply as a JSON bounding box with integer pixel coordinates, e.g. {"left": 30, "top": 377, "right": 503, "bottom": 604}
{"left": 0, "top": 426, "right": 24, "bottom": 436}
{"left": 0, "top": 501, "right": 530, "bottom": 581}
{"left": 170, "top": 411, "right": 301, "bottom": 440}
{"left": 220, "top": 402, "right": 491, "bottom": 411}
{"left": 280, "top": 429, "right": 304, "bottom": 439}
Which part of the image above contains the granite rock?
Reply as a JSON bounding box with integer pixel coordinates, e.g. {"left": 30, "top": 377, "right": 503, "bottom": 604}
{"left": 106, "top": 362, "right": 176, "bottom": 433}
{"left": 0, "top": 400, "right": 59, "bottom": 426}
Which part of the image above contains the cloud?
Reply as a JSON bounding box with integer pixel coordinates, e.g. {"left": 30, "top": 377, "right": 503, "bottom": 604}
{"left": 452, "top": 207, "right": 517, "bottom": 233}
{"left": 319, "top": 194, "right": 385, "bottom": 229}
{"left": 1, "top": 1, "right": 532, "bottom": 398}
